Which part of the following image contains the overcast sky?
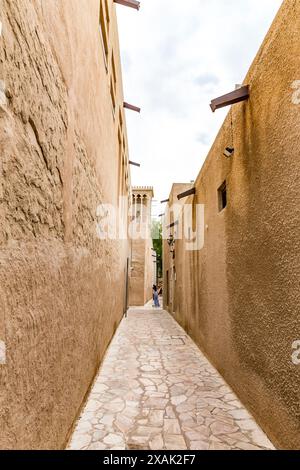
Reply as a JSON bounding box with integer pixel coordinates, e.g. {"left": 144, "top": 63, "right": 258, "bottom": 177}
{"left": 117, "top": 0, "right": 283, "bottom": 216}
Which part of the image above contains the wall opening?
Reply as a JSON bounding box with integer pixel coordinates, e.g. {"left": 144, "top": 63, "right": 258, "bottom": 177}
{"left": 110, "top": 77, "right": 116, "bottom": 113}
{"left": 166, "top": 270, "right": 169, "bottom": 306}
{"left": 218, "top": 181, "right": 227, "bottom": 212}
{"left": 99, "top": 0, "right": 109, "bottom": 62}
{"left": 172, "top": 266, "right": 176, "bottom": 313}
{"left": 111, "top": 52, "right": 117, "bottom": 90}
{"left": 117, "top": 129, "right": 122, "bottom": 197}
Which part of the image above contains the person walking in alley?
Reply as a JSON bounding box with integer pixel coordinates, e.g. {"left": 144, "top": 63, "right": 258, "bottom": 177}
{"left": 153, "top": 285, "right": 160, "bottom": 308}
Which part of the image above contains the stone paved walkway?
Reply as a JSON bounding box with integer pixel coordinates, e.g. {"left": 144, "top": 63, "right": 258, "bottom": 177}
{"left": 68, "top": 307, "right": 275, "bottom": 451}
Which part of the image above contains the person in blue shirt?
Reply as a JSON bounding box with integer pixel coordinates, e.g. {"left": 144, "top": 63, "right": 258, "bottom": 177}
{"left": 153, "top": 285, "right": 160, "bottom": 308}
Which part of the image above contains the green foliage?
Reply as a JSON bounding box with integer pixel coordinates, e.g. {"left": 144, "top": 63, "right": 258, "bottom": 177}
{"left": 151, "top": 220, "right": 163, "bottom": 278}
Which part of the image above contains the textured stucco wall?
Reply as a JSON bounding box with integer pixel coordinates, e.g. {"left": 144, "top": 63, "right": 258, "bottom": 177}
{"left": 129, "top": 237, "right": 154, "bottom": 306}
{"left": 129, "top": 238, "right": 147, "bottom": 306}
{"left": 163, "top": 183, "right": 193, "bottom": 314}
{"left": 129, "top": 189, "right": 154, "bottom": 306}
{"left": 0, "top": 0, "right": 130, "bottom": 449}
{"left": 164, "top": 0, "right": 300, "bottom": 449}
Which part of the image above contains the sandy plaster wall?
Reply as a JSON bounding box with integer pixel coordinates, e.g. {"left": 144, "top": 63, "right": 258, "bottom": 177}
{"left": 164, "top": 0, "right": 300, "bottom": 449}
{"left": 0, "top": 0, "right": 130, "bottom": 449}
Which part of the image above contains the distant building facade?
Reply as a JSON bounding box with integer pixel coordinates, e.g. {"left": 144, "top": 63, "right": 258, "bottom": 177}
{"left": 129, "top": 187, "right": 156, "bottom": 306}
{"left": 163, "top": 183, "right": 193, "bottom": 314}
{"left": 163, "top": 0, "right": 300, "bottom": 450}
{"left": 0, "top": 0, "right": 132, "bottom": 449}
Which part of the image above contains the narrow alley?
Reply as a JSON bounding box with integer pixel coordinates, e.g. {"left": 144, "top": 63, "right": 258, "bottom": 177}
{"left": 68, "top": 306, "right": 274, "bottom": 451}
{"left": 1, "top": 0, "right": 299, "bottom": 456}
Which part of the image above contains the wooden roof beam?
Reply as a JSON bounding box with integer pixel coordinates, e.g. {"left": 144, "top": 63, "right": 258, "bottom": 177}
{"left": 167, "top": 221, "right": 179, "bottom": 229}
{"left": 210, "top": 85, "right": 250, "bottom": 112}
{"left": 124, "top": 102, "right": 141, "bottom": 113}
{"left": 177, "top": 188, "right": 196, "bottom": 200}
{"left": 129, "top": 160, "right": 141, "bottom": 167}
{"left": 114, "top": 0, "right": 140, "bottom": 11}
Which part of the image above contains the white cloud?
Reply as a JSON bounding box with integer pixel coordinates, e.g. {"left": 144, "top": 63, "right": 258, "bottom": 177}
{"left": 117, "top": 0, "right": 283, "bottom": 213}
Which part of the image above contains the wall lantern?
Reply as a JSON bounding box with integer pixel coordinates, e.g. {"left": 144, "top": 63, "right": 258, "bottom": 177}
{"left": 210, "top": 85, "right": 249, "bottom": 112}
{"left": 114, "top": 0, "right": 140, "bottom": 10}
{"left": 223, "top": 147, "right": 234, "bottom": 158}
{"left": 124, "top": 102, "right": 141, "bottom": 113}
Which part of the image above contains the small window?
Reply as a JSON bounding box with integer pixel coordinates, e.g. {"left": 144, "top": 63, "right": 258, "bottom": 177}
{"left": 104, "top": 0, "right": 110, "bottom": 30}
{"left": 110, "top": 77, "right": 116, "bottom": 113}
{"left": 111, "top": 53, "right": 117, "bottom": 92}
{"left": 166, "top": 270, "right": 169, "bottom": 306}
{"left": 117, "top": 130, "right": 122, "bottom": 200}
{"left": 100, "top": 0, "right": 109, "bottom": 62}
{"left": 110, "top": 54, "right": 117, "bottom": 115}
{"left": 121, "top": 156, "right": 125, "bottom": 196}
{"left": 119, "top": 108, "right": 123, "bottom": 127}
{"left": 218, "top": 181, "right": 227, "bottom": 212}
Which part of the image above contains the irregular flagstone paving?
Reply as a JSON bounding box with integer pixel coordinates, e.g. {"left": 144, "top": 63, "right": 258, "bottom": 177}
{"left": 68, "top": 307, "right": 275, "bottom": 451}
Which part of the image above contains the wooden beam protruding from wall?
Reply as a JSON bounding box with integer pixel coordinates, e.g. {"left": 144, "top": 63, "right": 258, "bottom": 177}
{"left": 177, "top": 188, "right": 196, "bottom": 200}
{"left": 210, "top": 85, "right": 250, "bottom": 112}
{"left": 166, "top": 221, "right": 179, "bottom": 229}
{"left": 114, "top": 0, "right": 140, "bottom": 11}
{"left": 129, "top": 160, "right": 141, "bottom": 167}
{"left": 124, "top": 102, "right": 141, "bottom": 113}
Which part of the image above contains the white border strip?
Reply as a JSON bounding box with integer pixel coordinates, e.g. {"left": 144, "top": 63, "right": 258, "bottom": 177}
{"left": 0, "top": 80, "right": 6, "bottom": 106}
{"left": 0, "top": 340, "right": 6, "bottom": 365}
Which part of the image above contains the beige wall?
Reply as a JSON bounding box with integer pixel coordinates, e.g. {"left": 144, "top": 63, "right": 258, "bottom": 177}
{"left": 129, "top": 188, "right": 154, "bottom": 306}
{"left": 0, "top": 0, "right": 131, "bottom": 449}
{"left": 163, "top": 183, "right": 192, "bottom": 314}
{"left": 164, "top": 0, "right": 300, "bottom": 450}
{"left": 129, "top": 238, "right": 153, "bottom": 306}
